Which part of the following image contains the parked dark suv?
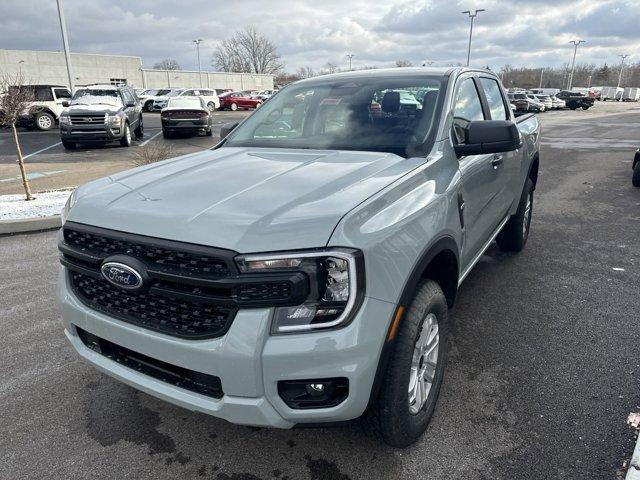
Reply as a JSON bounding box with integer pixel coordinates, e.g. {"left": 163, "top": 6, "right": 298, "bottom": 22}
{"left": 59, "top": 85, "right": 143, "bottom": 149}
{"left": 556, "top": 90, "right": 594, "bottom": 110}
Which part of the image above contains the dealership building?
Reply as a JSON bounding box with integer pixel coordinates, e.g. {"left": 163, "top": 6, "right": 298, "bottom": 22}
{"left": 0, "top": 49, "right": 274, "bottom": 91}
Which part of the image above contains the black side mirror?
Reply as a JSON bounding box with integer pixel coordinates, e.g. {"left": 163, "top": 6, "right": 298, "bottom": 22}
{"left": 62, "top": 100, "right": 70, "bottom": 107}
{"left": 126, "top": 101, "right": 136, "bottom": 107}
{"left": 220, "top": 122, "right": 239, "bottom": 140}
{"left": 454, "top": 120, "right": 522, "bottom": 156}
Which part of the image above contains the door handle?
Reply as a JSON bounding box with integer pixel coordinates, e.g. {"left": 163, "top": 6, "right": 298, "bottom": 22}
{"left": 491, "top": 155, "right": 503, "bottom": 168}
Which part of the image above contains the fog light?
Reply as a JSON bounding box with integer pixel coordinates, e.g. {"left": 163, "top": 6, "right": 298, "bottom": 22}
{"left": 278, "top": 378, "right": 348, "bottom": 409}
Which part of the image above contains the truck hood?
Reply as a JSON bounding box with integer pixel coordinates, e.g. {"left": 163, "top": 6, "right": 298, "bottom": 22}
{"left": 68, "top": 147, "right": 420, "bottom": 252}
{"left": 63, "top": 104, "right": 121, "bottom": 115}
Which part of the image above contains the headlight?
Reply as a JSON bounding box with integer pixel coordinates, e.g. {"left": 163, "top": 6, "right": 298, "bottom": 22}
{"left": 60, "top": 189, "right": 77, "bottom": 224}
{"left": 59, "top": 115, "right": 71, "bottom": 125}
{"left": 107, "top": 115, "right": 121, "bottom": 125}
{"left": 235, "top": 249, "right": 364, "bottom": 334}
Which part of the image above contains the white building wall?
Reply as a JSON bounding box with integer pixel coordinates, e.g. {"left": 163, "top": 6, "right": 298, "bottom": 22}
{"left": 1, "top": 49, "right": 274, "bottom": 92}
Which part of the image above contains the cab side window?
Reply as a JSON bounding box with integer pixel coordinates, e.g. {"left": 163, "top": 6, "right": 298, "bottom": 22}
{"left": 452, "top": 78, "right": 484, "bottom": 144}
{"left": 480, "top": 78, "right": 507, "bottom": 120}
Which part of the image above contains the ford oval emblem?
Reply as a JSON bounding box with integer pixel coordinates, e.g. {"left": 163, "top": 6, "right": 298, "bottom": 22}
{"left": 100, "top": 262, "right": 143, "bottom": 290}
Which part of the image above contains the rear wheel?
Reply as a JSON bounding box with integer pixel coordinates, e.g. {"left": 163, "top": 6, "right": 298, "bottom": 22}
{"left": 582, "top": 105, "right": 590, "bottom": 110}
{"left": 119, "top": 123, "right": 132, "bottom": 147}
{"left": 144, "top": 100, "right": 154, "bottom": 112}
{"left": 162, "top": 129, "right": 172, "bottom": 139}
{"left": 633, "top": 163, "right": 640, "bottom": 187}
{"left": 207, "top": 101, "right": 216, "bottom": 111}
{"left": 61, "top": 140, "right": 76, "bottom": 150}
{"left": 206, "top": 127, "right": 213, "bottom": 137}
{"left": 34, "top": 111, "right": 54, "bottom": 131}
{"left": 497, "top": 178, "right": 534, "bottom": 252}
{"left": 363, "top": 279, "right": 448, "bottom": 448}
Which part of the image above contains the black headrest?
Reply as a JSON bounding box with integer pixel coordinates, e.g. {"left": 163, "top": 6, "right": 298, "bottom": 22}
{"left": 381, "top": 91, "right": 400, "bottom": 113}
{"left": 422, "top": 90, "right": 438, "bottom": 110}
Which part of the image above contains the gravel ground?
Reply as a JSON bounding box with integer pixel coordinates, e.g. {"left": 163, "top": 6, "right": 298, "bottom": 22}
{"left": 0, "top": 103, "right": 639, "bottom": 480}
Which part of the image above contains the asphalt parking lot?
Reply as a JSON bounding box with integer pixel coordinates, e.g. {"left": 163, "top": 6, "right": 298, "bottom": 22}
{"left": 0, "top": 110, "right": 250, "bottom": 195}
{"left": 1, "top": 102, "right": 639, "bottom": 479}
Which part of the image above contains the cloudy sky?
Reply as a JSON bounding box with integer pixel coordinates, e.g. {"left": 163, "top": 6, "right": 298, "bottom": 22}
{"left": 2, "top": 0, "right": 639, "bottom": 72}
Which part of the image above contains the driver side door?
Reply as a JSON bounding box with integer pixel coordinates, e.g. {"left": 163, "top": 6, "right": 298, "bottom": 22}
{"left": 453, "top": 76, "right": 506, "bottom": 268}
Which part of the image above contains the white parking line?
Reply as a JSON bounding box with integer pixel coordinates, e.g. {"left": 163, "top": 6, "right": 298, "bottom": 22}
{"left": 139, "top": 130, "right": 162, "bottom": 147}
{"left": 23, "top": 142, "right": 62, "bottom": 160}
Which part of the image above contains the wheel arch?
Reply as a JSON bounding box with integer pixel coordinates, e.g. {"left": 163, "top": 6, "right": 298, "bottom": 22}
{"left": 365, "top": 235, "right": 459, "bottom": 412}
{"left": 528, "top": 153, "right": 540, "bottom": 190}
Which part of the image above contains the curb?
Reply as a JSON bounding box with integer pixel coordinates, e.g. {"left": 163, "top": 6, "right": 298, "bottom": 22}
{"left": 0, "top": 215, "right": 62, "bottom": 235}
{"left": 627, "top": 427, "right": 640, "bottom": 480}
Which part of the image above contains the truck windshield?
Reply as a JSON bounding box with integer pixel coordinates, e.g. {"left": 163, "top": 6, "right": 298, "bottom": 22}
{"left": 71, "top": 89, "right": 122, "bottom": 107}
{"left": 223, "top": 76, "right": 445, "bottom": 157}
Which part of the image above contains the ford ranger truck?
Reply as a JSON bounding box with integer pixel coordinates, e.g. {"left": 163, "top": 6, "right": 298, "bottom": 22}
{"left": 58, "top": 68, "right": 540, "bottom": 447}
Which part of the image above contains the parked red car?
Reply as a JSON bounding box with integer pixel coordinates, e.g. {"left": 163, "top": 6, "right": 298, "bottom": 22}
{"left": 219, "top": 92, "right": 263, "bottom": 111}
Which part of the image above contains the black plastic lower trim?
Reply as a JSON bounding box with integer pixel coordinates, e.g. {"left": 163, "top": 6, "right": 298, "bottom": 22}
{"left": 76, "top": 327, "right": 224, "bottom": 399}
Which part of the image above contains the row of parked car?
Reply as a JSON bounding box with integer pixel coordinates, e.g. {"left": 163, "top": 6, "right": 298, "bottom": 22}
{"left": 135, "top": 87, "right": 276, "bottom": 112}
{"left": 507, "top": 89, "right": 595, "bottom": 113}
{"left": 7, "top": 83, "right": 277, "bottom": 134}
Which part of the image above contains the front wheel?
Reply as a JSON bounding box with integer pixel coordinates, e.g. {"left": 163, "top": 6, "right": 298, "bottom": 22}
{"left": 230, "top": 102, "right": 238, "bottom": 111}
{"left": 363, "top": 279, "right": 448, "bottom": 448}
{"left": 61, "top": 140, "right": 76, "bottom": 150}
{"left": 633, "top": 163, "right": 640, "bottom": 187}
{"left": 134, "top": 118, "right": 144, "bottom": 139}
{"left": 497, "top": 178, "right": 534, "bottom": 252}
{"left": 34, "top": 112, "right": 55, "bottom": 131}
{"left": 119, "top": 123, "right": 132, "bottom": 147}
{"left": 207, "top": 102, "right": 216, "bottom": 111}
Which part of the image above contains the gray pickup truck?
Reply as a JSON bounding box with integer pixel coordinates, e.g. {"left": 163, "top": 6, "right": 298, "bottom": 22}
{"left": 58, "top": 67, "right": 540, "bottom": 447}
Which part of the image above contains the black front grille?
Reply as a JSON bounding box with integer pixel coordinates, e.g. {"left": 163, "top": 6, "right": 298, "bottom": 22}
{"left": 76, "top": 327, "right": 223, "bottom": 398}
{"left": 64, "top": 228, "right": 230, "bottom": 278}
{"left": 59, "top": 222, "right": 309, "bottom": 340}
{"left": 71, "top": 272, "right": 234, "bottom": 339}
{"left": 69, "top": 114, "right": 106, "bottom": 125}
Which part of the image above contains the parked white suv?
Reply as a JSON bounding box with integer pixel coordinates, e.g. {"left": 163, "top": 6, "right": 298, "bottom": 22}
{"left": 154, "top": 89, "right": 220, "bottom": 111}
{"left": 15, "top": 84, "right": 72, "bottom": 131}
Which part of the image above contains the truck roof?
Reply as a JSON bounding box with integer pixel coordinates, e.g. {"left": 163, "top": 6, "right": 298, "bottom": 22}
{"left": 293, "top": 67, "right": 495, "bottom": 86}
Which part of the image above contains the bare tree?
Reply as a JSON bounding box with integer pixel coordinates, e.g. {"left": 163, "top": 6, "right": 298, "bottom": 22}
{"left": 0, "top": 72, "right": 35, "bottom": 200}
{"left": 153, "top": 58, "right": 181, "bottom": 70}
{"left": 324, "top": 62, "right": 338, "bottom": 74}
{"left": 296, "top": 66, "right": 315, "bottom": 79}
{"left": 395, "top": 59, "right": 413, "bottom": 67}
{"left": 212, "top": 27, "right": 283, "bottom": 74}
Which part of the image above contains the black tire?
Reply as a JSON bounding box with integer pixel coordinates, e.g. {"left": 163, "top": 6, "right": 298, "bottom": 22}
{"left": 61, "top": 140, "right": 76, "bottom": 150}
{"left": 162, "top": 129, "right": 172, "bottom": 139}
{"left": 144, "top": 100, "right": 154, "bottom": 112}
{"left": 363, "top": 279, "right": 449, "bottom": 448}
{"left": 206, "top": 127, "right": 213, "bottom": 137}
{"left": 582, "top": 105, "right": 589, "bottom": 110}
{"left": 34, "top": 111, "right": 55, "bottom": 131}
{"left": 633, "top": 163, "right": 640, "bottom": 188}
{"left": 134, "top": 117, "right": 144, "bottom": 139}
{"left": 207, "top": 102, "right": 216, "bottom": 111}
{"left": 119, "top": 123, "right": 132, "bottom": 147}
{"left": 497, "top": 178, "right": 534, "bottom": 252}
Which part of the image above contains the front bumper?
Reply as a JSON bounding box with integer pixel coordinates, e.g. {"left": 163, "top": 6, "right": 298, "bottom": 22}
{"left": 60, "top": 124, "right": 123, "bottom": 142}
{"left": 58, "top": 268, "right": 395, "bottom": 428}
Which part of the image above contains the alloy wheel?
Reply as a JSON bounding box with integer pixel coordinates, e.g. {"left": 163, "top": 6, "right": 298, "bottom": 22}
{"left": 408, "top": 313, "right": 439, "bottom": 415}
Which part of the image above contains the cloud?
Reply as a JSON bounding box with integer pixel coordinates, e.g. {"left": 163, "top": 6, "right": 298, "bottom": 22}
{"left": 1, "top": 0, "right": 639, "bottom": 72}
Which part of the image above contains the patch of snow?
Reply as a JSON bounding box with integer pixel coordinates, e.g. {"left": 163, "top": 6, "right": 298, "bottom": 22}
{"left": 629, "top": 412, "right": 640, "bottom": 430}
{"left": 0, "top": 190, "right": 72, "bottom": 220}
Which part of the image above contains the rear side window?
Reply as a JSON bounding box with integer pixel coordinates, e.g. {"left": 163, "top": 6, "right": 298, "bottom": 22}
{"left": 479, "top": 78, "right": 507, "bottom": 120}
{"left": 35, "top": 86, "right": 54, "bottom": 101}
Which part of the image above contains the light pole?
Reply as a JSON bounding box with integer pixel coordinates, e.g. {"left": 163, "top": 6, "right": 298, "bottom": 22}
{"left": 567, "top": 40, "right": 585, "bottom": 90}
{"left": 346, "top": 53, "right": 355, "bottom": 71}
{"left": 193, "top": 39, "right": 203, "bottom": 88}
{"left": 539, "top": 68, "right": 544, "bottom": 88}
{"left": 462, "top": 9, "right": 485, "bottom": 67}
{"left": 18, "top": 60, "right": 24, "bottom": 76}
{"left": 617, "top": 54, "right": 630, "bottom": 89}
{"left": 56, "top": 0, "right": 75, "bottom": 93}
